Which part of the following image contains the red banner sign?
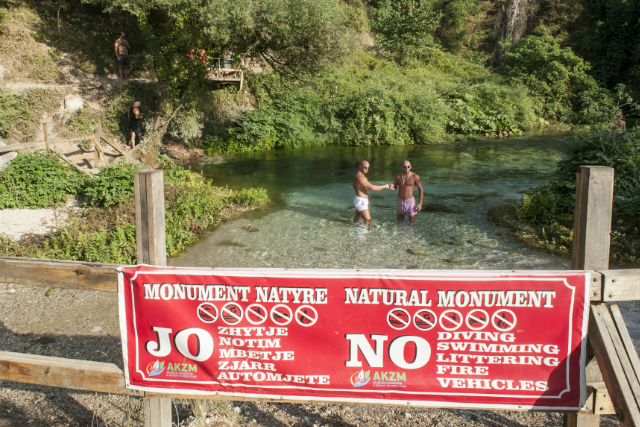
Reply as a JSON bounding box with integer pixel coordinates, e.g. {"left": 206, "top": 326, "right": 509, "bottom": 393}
{"left": 118, "top": 266, "right": 589, "bottom": 410}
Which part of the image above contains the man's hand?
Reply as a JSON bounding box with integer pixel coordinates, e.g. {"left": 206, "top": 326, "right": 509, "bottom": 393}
{"left": 417, "top": 204, "right": 422, "bottom": 212}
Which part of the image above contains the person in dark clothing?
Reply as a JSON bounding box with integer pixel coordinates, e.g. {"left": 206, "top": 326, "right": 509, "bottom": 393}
{"left": 128, "top": 100, "right": 142, "bottom": 148}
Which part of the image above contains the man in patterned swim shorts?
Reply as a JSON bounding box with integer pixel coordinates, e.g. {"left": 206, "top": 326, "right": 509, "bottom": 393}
{"left": 352, "top": 160, "right": 392, "bottom": 225}
{"left": 391, "top": 160, "right": 423, "bottom": 224}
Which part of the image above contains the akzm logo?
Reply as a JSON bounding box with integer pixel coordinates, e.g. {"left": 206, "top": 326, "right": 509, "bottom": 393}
{"left": 146, "top": 360, "right": 165, "bottom": 377}
{"left": 350, "top": 369, "right": 371, "bottom": 387}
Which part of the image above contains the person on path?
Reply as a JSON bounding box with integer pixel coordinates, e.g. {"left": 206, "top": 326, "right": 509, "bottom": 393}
{"left": 115, "top": 32, "right": 131, "bottom": 80}
{"left": 128, "top": 101, "right": 142, "bottom": 148}
{"left": 391, "top": 160, "right": 423, "bottom": 224}
{"left": 613, "top": 112, "right": 626, "bottom": 132}
{"left": 352, "top": 160, "right": 392, "bottom": 225}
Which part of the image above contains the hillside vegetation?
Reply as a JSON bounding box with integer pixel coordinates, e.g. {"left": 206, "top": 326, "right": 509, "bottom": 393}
{"left": 0, "top": 0, "right": 636, "bottom": 155}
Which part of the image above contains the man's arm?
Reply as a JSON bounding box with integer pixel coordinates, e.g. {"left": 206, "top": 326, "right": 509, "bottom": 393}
{"left": 415, "top": 175, "right": 424, "bottom": 211}
{"left": 115, "top": 41, "right": 119, "bottom": 59}
{"left": 123, "top": 39, "right": 131, "bottom": 49}
{"left": 390, "top": 175, "right": 399, "bottom": 192}
{"left": 133, "top": 107, "right": 142, "bottom": 119}
{"left": 358, "top": 175, "right": 390, "bottom": 191}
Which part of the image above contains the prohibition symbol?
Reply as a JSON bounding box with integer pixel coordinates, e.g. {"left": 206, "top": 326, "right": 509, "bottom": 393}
{"left": 221, "top": 302, "right": 243, "bottom": 325}
{"left": 414, "top": 309, "right": 437, "bottom": 331}
{"left": 196, "top": 303, "right": 218, "bottom": 324}
{"left": 271, "top": 304, "right": 293, "bottom": 326}
{"left": 466, "top": 309, "right": 489, "bottom": 331}
{"left": 387, "top": 308, "right": 411, "bottom": 330}
{"left": 440, "top": 309, "right": 463, "bottom": 331}
{"left": 492, "top": 309, "right": 517, "bottom": 331}
{"left": 245, "top": 304, "right": 268, "bottom": 325}
{"left": 295, "top": 305, "right": 318, "bottom": 327}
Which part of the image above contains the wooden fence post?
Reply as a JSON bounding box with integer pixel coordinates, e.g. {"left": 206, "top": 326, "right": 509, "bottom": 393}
{"left": 134, "top": 170, "right": 171, "bottom": 427}
{"left": 565, "top": 166, "right": 614, "bottom": 427}
{"left": 571, "top": 166, "right": 614, "bottom": 271}
{"left": 94, "top": 123, "right": 101, "bottom": 168}
{"left": 43, "top": 123, "right": 51, "bottom": 153}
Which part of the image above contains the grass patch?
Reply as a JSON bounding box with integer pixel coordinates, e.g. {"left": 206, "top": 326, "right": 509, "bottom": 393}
{"left": 0, "top": 151, "right": 87, "bottom": 209}
{"left": 0, "top": 88, "right": 63, "bottom": 143}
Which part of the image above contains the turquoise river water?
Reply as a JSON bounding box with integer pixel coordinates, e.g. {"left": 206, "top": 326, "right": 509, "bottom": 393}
{"left": 170, "top": 133, "right": 573, "bottom": 271}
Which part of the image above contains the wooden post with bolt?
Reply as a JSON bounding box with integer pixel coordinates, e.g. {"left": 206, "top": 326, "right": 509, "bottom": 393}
{"left": 564, "top": 166, "right": 614, "bottom": 427}
{"left": 134, "top": 169, "right": 171, "bottom": 427}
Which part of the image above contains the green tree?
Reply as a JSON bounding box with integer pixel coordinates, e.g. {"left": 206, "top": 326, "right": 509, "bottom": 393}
{"left": 577, "top": 0, "right": 640, "bottom": 89}
{"left": 371, "top": 0, "right": 442, "bottom": 61}
{"left": 435, "top": 0, "right": 480, "bottom": 53}
{"left": 497, "top": 36, "right": 613, "bottom": 124}
{"left": 84, "top": 0, "right": 347, "bottom": 158}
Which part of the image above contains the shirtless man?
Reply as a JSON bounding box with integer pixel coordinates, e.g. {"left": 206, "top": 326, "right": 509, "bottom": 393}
{"left": 114, "top": 32, "right": 131, "bottom": 80}
{"left": 353, "top": 160, "right": 391, "bottom": 225}
{"left": 391, "top": 160, "right": 423, "bottom": 224}
{"left": 613, "top": 112, "right": 626, "bottom": 132}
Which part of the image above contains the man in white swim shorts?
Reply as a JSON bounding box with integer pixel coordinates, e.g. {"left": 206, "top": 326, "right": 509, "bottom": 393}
{"left": 391, "top": 160, "right": 423, "bottom": 224}
{"left": 352, "top": 160, "right": 392, "bottom": 225}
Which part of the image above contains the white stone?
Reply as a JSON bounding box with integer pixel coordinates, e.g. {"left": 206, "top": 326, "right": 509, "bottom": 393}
{"left": 64, "top": 94, "right": 84, "bottom": 112}
{"left": 0, "top": 64, "right": 9, "bottom": 80}
{"left": 0, "top": 151, "right": 17, "bottom": 169}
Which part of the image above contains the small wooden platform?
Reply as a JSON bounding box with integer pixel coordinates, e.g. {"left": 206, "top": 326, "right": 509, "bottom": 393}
{"left": 207, "top": 69, "right": 243, "bottom": 91}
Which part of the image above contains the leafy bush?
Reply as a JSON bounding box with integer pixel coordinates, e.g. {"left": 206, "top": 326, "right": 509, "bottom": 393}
{"left": 168, "top": 109, "right": 205, "bottom": 145}
{"left": 1, "top": 163, "right": 270, "bottom": 263}
{"left": 446, "top": 92, "right": 522, "bottom": 137}
{"left": 0, "top": 151, "right": 88, "bottom": 209}
{"left": 203, "top": 51, "right": 547, "bottom": 154}
{"left": 496, "top": 36, "right": 614, "bottom": 125}
{"left": 514, "top": 129, "right": 640, "bottom": 264}
{"left": 371, "top": 0, "right": 442, "bottom": 61}
{"left": 81, "top": 163, "right": 143, "bottom": 207}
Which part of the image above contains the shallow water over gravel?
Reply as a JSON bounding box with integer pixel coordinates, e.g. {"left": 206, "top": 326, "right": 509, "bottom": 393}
{"left": 171, "top": 134, "right": 572, "bottom": 271}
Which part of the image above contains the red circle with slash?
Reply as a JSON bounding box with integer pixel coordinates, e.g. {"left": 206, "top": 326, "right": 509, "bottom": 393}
{"left": 440, "top": 309, "right": 463, "bottom": 331}
{"left": 197, "top": 303, "right": 218, "bottom": 324}
{"left": 414, "top": 309, "right": 437, "bottom": 331}
{"left": 295, "top": 305, "right": 318, "bottom": 327}
{"left": 492, "top": 309, "right": 517, "bottom": 331}
{"left": 387, "top": 308, "right": 411, "bottom": 330}
{"left": 466, "top": 309, "right": 489, "bottom": 331}
{"left": 270, "top": 304, "right": 293, "bottom": 326}
{"left": 221, "top": 302, "right": 243, "bottom": 325}
{"left": 245, "top": 304, "right": 268, "bottom": 325}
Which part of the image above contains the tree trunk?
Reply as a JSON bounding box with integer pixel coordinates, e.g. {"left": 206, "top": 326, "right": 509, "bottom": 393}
{"left": 136, "top": 83, "right": 181, "bottom": 166}
{"left": 494, "top": 0, "right": 529, "bottom": 64}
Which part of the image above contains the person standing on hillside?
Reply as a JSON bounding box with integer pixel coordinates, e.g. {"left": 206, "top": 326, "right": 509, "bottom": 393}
{"left": 128, "top": 100, "right": 142, "bottom": 148}
{"left": 115, "top": 32, "right": 131, "bottom": 81}
{"left": 352, "top": 160, "right": 392, "bottom": 225}
{"left": 391, "top": 160, "right": 423, "bottom": 224}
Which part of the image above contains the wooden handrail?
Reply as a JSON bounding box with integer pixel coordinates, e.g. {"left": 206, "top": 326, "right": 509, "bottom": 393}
{"left": 0, "top": 257, "right": 119, "bottom": 292}
{"left": 0, "top": 351, "right": 142, "bottom": 396}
